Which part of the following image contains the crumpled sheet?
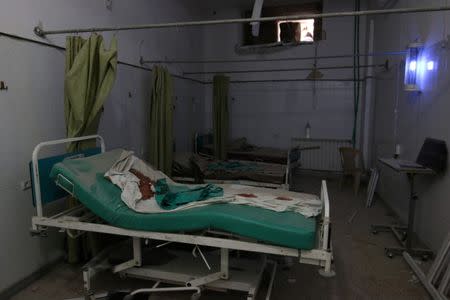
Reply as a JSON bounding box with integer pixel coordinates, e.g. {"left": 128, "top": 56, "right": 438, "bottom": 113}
{"left": 105, "top": 150, "right": 322, "bottom": 217}
{"left": 104, "top": 150, "right": 166, "bottom": 212}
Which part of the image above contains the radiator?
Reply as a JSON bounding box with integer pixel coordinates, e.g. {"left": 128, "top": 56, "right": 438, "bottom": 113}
{"left": 292, "top": 138, "right": 352, "bottom": 172}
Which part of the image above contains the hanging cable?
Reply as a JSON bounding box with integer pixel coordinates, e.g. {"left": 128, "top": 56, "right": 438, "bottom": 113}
{"left": 352, "top": 0, "right": 361, "bottom": 148}
{"left": 310, "top": 43, "right": 321, "bottom": 109}
{"left": 444, "top": 0, "right": 449, "bottom": 41}
{"left": 353, "top": 1, "right": 357, "bottom": 147}
{"left": 357, "top": 0, "right": 361, "bottom": 146}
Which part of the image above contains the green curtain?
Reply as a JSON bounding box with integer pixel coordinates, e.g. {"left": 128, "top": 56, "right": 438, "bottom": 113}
{"left": 64, "top": 34, "right": 117, "bottom": 263}
{"left": 65, "top": 34, "right": 118, "bottom": 152}
{"left": 213, "top": 75, "right": 230, "bottom": 160}
{"left": 149, "top": 66, "right": 173, "bottom": 175}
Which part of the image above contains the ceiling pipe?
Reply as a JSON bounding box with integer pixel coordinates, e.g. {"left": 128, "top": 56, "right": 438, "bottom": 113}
{"left": 35, "top": 5, "right": 450, "bottom": 37}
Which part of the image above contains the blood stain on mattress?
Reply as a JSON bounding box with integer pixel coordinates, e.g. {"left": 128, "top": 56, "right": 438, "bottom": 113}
{"left": 276, "top": 196, "right": 293, "bottom": 201}
{"left": 236, "top": 193, "right": 257, "bottom": 198}
{"left": 130, "top": 168, "right": 155, "bottom": 199}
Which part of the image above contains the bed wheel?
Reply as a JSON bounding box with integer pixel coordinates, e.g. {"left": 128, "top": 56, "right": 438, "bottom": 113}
{"left": 191, "top": 292, "right": 201, "bottom": 300}
{"left": 123, "top": 295, "right": 133, "bottom": 300}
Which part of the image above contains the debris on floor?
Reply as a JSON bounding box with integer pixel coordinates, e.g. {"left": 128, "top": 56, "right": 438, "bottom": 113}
{"left": 348, "top": 209, "right": 359, "bottom": 224}
{"left": 408, "top": 274, "right": 419, "bottom": 284}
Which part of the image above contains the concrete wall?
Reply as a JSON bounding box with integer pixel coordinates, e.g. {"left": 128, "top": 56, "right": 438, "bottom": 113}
{"left": 371, "top": 0, "right": 450, "bottom": 251}
{"left": 0, "top": 0, "right": 205, "bottom": 292}
{"left": 197, "top": 0, "right": 367, "bottom": 149}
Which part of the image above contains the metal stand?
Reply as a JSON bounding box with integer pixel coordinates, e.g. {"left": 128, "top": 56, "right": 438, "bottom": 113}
{"left": 78, "top": 238, "right": 278, "bottom": 300}
{"left": 371, "top": 173, "right": 433, "bottom": 259}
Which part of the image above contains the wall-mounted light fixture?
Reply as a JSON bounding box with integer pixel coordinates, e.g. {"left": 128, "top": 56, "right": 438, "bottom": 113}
{"left": 404, "top": 42, "right": 423, "bottom": 92}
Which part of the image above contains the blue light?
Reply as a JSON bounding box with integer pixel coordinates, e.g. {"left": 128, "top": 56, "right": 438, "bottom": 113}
{"left": 427, "top": 61, "right": 434, "bottom": 71}
{"left": 404, "top": 43, "right": 423, "bottom": 92}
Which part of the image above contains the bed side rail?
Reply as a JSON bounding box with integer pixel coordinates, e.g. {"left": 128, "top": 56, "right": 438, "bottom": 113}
{"left": 315, "top": 179, "right": 335, "bottom": 277}
{"left": 194, "top": 132, "right": 213, "bottom": 155}
{"left": 297, "top": 180, "right": 334, "bottom": 276}
{"left": 320, "top": 180, "right": 331, "bottom": 251}
{"left": 31, "top": 135, "right": 105, "bottom": 218}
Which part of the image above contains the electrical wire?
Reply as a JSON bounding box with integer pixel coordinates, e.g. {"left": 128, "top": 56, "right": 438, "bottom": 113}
{"left": 444, "top": 0, "right": 449, "bottom": 41}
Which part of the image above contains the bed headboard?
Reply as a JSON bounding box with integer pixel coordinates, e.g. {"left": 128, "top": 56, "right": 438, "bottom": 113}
{"left": 194, "top": 132, "right": 213, "bottom": 154}
{"left": 289, "top": 147, "right": 302, "bottom": 164}
{"left": 29, "top": 148, "right": 102, "bottom": 207}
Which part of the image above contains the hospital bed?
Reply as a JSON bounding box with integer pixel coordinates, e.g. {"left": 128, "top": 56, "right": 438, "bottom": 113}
{"left": 173, "top": 153, "right": 291, "bottom": 189}
{"left": 30, "top": 135, "right": 334, "bottom": 300}
{"left": 174, "top": 139, "right": 306, "bottom": 189}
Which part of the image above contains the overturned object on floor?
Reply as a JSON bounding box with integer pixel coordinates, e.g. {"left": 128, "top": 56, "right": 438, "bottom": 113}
{"left": 30, "top": 135, "right": 335, "bottom": 300}
{"left": 404, "top": 231, "right": 450, "bottom": 300}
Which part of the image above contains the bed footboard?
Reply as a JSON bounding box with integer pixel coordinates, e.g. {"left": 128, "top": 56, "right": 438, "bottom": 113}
{"left": 298, "top": 180, "right": 335, "bottom": 277}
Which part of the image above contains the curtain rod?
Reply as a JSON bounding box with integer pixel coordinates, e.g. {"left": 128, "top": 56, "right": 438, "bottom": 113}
{"left": 0, "top": 32, "right": 369, "bottom": 84}
{"left": 0, "top": 31, "right": 379, "bottom": 85}
{"left": 34, "top": 6, "right": 450, "bottom": 37}
{"left": 204, "top": 78, "right": 366, "bottom": 84}
{"left": 183, "top": 63, "right": 387, "bottom": 75}
{"left": 0, "top": 31, "right": 205, "bottom": 85}
{"left": 140, "top": 51, "right": 406, "bottom": 64}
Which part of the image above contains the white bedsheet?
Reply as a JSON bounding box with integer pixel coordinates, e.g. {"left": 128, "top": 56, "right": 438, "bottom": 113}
{"left": 105, "top": 150, "right": 322, "bottom": 217}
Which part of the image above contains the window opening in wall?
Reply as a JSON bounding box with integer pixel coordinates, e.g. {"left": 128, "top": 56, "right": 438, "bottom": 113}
{"left": 243, "top": 2, "right": 322, "bottom": 46}
{"left": 277, "top": 19, "right": 315, "bottom": 43}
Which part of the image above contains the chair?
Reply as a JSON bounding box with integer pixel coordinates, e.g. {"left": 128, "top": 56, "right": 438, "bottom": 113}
{"left": 339, "top": 147, "right": 362, "bottom": 195}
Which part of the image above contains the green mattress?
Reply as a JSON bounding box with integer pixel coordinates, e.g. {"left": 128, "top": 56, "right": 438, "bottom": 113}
{"left": 50, "top": 149, "right": 317, "bottom": 250}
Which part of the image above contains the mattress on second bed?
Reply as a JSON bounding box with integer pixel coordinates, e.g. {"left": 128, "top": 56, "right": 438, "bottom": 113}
{"left": 201, "top": 143, "right": 287, "bottom": 164}
{"left": 192, "top": 154, "right": 286, "bottom": 184}
{"left": 50, "top": 149, "right": 317, "bottom": 250}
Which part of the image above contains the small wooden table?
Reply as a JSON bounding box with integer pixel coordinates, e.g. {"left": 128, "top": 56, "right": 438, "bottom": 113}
{"left": 371, "top": 158, "right": 435, "bottom": 259}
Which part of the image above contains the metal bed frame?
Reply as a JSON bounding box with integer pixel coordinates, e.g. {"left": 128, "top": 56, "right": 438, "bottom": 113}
{"left": 175, "top": 132, "right": 303, "bottom": 190}
{"left": 30, "top": 135, "right": 334, "bottom": 300}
